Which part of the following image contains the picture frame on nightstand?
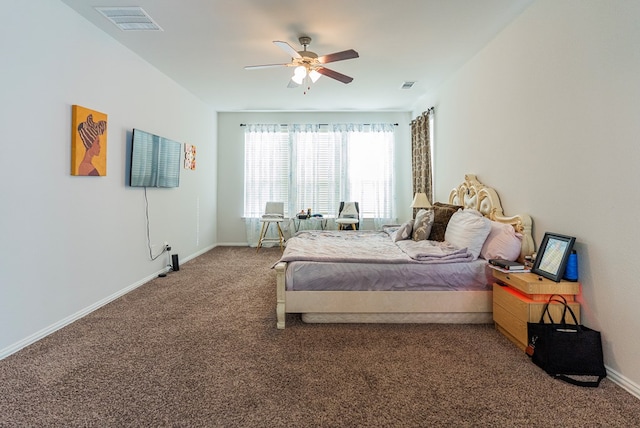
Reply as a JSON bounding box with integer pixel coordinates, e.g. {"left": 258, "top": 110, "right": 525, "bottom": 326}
{"left": 531, "top": 232, "right": 576, "bottom": 282}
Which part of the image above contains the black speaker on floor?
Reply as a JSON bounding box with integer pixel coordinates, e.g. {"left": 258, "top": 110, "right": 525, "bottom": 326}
{"left": 171, "top": 254, "right": 180, "bottom": 271}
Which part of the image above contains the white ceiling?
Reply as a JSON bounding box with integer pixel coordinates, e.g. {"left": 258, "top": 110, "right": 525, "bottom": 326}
{"left": 59, "top": 0, "right": 533, "bottom": 112}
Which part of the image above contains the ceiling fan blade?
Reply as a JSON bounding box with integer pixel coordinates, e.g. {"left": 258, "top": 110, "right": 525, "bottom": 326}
{"left": 273, "top": 41, "right": 302, "bottom": 59}
{"left": 316, "top": 67, "right": 354, "bottom": 84}
{"left": 244, "top": 63, "right": 289, "bottom": 70}
{"left": 318, "top": 49, "right": 359, "bottom": 64}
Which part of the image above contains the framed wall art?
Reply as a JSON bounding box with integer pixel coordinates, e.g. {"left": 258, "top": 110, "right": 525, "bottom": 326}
{"left": 71, "top": 105, "right": 108, "bottom": 176}
{"left": 531, "top": 232, "right": 576, "bottom": 282}
{"left": 184, "top": 143, "right": 196, "bottom": 170}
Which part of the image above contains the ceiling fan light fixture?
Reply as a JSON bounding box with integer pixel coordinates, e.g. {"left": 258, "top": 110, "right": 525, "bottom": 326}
{"left": 245, "top": 37, "right": 358, "bottom": 90}
{"left": 292, "top": 66, "right": 307, "bottom": 84}
{"left": 309, "top": 69, "right": 322, "bottom": 83}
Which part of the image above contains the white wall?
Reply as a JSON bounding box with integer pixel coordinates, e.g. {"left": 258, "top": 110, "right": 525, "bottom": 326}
{"left": 0, "top": 1, "right": 217, "bottom": 357}
{"left": 217, "top": 111, "right": 412, "bottom": 245}
{"left": 415, "top": 0, "right": 640, "bottom": 394}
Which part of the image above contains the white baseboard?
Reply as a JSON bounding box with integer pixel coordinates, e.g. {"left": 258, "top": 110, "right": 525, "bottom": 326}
{"left": 606, "top": 365, "right": 640, "bottom": 400}
{"left": 0, "top": 244, "right": 217, "bottom": 360}
{"left": 180, "top": 244, "right": 217, "bottom": 261}
{"left": 215, "top": 242, "right": 251, "bottom": 247}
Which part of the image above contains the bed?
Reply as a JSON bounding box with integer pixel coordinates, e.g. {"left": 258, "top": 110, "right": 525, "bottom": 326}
{"left": 273, "top": 174, "right": 534, "bottom": 329}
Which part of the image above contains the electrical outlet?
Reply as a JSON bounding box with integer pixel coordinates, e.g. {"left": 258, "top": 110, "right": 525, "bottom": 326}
{"left": 164, "top": 241, "right": 171, "bottom": 251}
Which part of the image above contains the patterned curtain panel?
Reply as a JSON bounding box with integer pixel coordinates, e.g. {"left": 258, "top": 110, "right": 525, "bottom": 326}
{"left": 411, "top": 108, "right": 434, "bottom": 210}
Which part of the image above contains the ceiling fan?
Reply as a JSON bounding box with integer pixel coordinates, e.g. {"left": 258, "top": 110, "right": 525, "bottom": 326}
{"left": 244, "top": 36, "right": 359, "bottom": 89}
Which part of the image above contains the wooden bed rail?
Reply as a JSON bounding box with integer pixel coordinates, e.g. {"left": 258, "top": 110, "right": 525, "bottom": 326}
{"left": 275, "top": 262, "right": 287, "bottom": 329}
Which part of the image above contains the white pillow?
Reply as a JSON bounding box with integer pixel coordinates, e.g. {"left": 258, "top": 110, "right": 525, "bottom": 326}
{"left": 480, "top": 220, "right": 523, "bottom": 261}
{"left": 444, "top": 209, "right": 491, "bottom": 259}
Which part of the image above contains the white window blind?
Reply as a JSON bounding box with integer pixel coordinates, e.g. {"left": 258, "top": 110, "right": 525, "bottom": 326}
{"left": 291, "top": 125, "right": 342, "bottom": 217}
{"left": 244, "top": 123, "right": 395, "bottom": 221}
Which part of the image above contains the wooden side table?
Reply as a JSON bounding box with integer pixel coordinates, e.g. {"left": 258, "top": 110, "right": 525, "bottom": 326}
{"left": 492, "top": 269, "right": 581, "bottom": 350}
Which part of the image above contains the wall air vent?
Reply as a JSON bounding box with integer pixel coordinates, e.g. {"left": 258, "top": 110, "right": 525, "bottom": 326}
{"left": 401, "top": 81, "right": 416, "bottom": 89}
{"left": 95, "top": 7, "right": 163, "bottom": 31}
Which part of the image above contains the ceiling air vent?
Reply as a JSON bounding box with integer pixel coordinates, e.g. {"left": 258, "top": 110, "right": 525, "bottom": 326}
{"left": 95, "top": 7, "right": 163, "bottom": 31}
{"left": 401, "top": 81, "right": 416, "bottom": 90}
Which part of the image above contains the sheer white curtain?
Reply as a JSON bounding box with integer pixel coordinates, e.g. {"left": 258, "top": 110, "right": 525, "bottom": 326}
{"left": 243, "top": 124, "right": 291, "bottom": 246}
{"left": 244, "top": 123, "right": 395, "bottom": 246}
{"left": 334, "top": 123, "right": 395, "bottom": 229}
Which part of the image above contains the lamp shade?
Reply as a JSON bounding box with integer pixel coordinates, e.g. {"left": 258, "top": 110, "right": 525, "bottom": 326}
{"left": 411, "top": 192, "right": 431, "bottom": 209}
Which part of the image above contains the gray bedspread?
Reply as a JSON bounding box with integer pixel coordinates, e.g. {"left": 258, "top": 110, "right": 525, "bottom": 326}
{"left": 275, "top": 229, "right": 474, "bottom": 265}
{"left": 276, "top": 229, "right": 491, "bottom": 291}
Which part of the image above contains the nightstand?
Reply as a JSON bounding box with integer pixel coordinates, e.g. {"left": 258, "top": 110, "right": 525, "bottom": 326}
{"left": 492, "top": 269, "right": 580, "bottom": 350}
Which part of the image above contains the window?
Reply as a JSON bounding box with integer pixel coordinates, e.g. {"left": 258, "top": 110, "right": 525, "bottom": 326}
{"left": 244, "top": 123, "right": 395, "bottom": 221}
{"left": 243, "top": 125, "right": 289, "bottom": 217}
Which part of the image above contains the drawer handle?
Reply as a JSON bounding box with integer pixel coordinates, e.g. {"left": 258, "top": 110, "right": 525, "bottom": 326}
{"left": 505, "top": 274, "right": 511, "bottom": 280}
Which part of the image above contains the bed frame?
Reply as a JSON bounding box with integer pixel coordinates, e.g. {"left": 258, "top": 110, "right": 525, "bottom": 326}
{"left": 274, "top": 174, "right": 534, "bottom": 329}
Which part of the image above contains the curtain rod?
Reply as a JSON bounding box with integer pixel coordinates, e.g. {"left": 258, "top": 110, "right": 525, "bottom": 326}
{"left": 409, "top": 107, "right": 435, "bottom": 124}
{"left": 239, "top": 123, "right": 399, "bottom": 127}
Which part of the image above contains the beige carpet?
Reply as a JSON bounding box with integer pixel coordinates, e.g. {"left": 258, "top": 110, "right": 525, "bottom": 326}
{"left": 1, "top": 246, "right": 639, "bottom": 427}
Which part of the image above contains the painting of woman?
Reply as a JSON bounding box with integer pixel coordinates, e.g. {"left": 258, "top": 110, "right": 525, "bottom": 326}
{"left": 71, "top": 106, "right": 108, "bottom": 176}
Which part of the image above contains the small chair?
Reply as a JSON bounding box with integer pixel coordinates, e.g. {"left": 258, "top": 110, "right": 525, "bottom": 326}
{"left": 257, "top": 202, "right": 285, "bottom": 252}
{"left": 335, "top": 201, "right": 360, "bottom": 230}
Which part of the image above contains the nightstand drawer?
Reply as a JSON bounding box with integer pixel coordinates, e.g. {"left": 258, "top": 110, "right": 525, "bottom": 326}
{"left": 493, "top": 299, "right": 528, "bottom": 347}
{"left": 493, "top": 283, "right": 529, "bottom": 320}
{"left": 492, "top": 270, "right": 580, "bottom": 298}
{"left": 493, "top": 283, "right": 580, "bottom": 323}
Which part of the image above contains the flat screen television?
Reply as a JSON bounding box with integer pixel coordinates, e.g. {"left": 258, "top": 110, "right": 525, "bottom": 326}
{"left": 129, "top": 128, "right": 181, "bottom": 188}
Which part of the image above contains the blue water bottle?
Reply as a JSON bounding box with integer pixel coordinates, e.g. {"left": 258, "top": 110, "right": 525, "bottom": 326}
{"left": 564, "top": 250, "right": 578, "bottom": 281}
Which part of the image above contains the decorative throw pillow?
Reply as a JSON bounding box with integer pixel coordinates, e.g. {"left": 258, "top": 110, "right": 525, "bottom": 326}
{"left": 480, "top": 220, "right": 523, "bottom": 261}
{"left": 412, "top": 209, "right": 434, "bottom": 241}
{"left": 428, "top": 202, "right": 463, "bottom": 241}
{"left": 392, "top": 220, "right": 413, "bottom": 242}
{"left": 412, "top": 209, "right": 427, "bottom": 232}
{"left": 433, "top": 202, "right": 464, "bottom": 211}
{"left": 444, "top": 209, "right": 491, "bottom": 259}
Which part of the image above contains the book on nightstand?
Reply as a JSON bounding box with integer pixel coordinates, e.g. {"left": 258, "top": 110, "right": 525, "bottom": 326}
{"left": 489, "top": 265, "right": 531, "bottom": 274}
{"left": 488, "top": 259, "right": 526, "bottom": 271}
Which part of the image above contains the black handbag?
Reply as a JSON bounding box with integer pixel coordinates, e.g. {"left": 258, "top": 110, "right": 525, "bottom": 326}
{"left": 526, "top": 295, "right": 606, "bottom": 387}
